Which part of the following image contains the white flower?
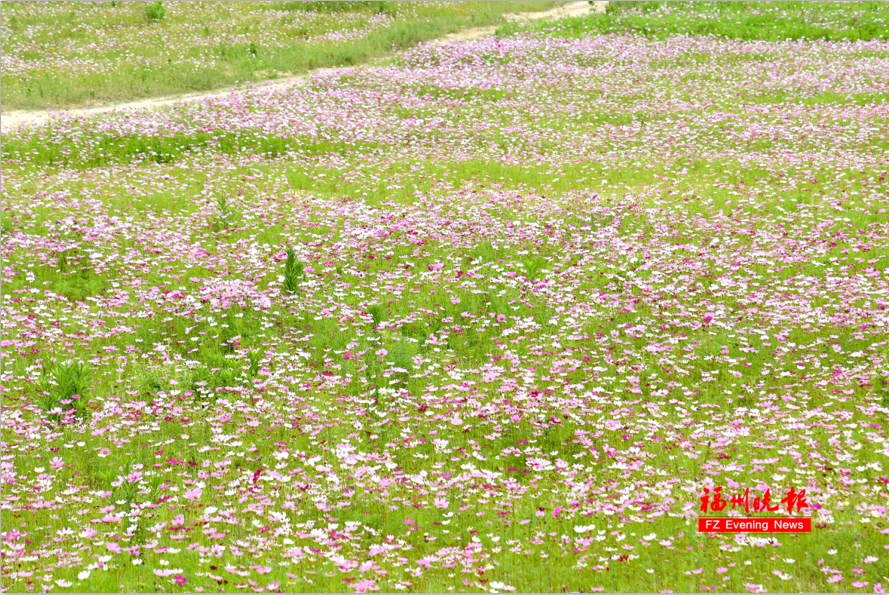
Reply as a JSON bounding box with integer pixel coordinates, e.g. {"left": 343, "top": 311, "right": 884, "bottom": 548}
{"left": 56, "top": 580, "right": 73, "bottom": 587}
{"left": 132, "top": 559, "right": 142, "bottom": 566}
{"left": 78, "top": 571, "right": 91, "bottom": 580}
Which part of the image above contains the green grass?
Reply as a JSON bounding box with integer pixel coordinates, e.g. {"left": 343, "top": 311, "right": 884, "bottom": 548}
{"left": 498, "top": 1, "right": 889, "bottom": 41}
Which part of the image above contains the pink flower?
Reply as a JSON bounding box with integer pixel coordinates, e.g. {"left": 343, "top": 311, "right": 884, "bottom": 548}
{"left": 827, "top": 576, "right": 844, "bottom": 584}
{"left": 183, "top": 487, "right": 202, "bottom": 501}
{"left": 174, "top": 575, "right": 188, "bottom": 587}
{"left": 352, "top": 579, "right": 378, "bottom": 592}
{"left": 497, "top": 314, "right": 506, "bottom": 323}
{"left": 853, "top": 583, "right": 870, "bottom": 589}
{"left": 79, "top": 527, "right": 98, "bottom": 539}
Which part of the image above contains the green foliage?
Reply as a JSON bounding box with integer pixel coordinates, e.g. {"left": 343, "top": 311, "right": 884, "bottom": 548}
{"left": 387, "top": 338, "right": 418, "bottom": 373}
{"left": 522, "top": 257, "right": 547, "bottom": 281}
{"left": 146, "top": 2, "right": 165, "bottom": 21}
{"left": 247, "top": 348, "right": 263, "bottom": 377}
{"left": 39, "top": 361, "right": 91, "bottom": 417}
{"left": 873, "top": 374, "right": 889, "bottom": 407}
{"left": 282, "top": 248, "right": 305, "bottom": 295}
{"left": 214, "top": 194, "right": 234, "bottom": 231}
{"left": 367, "top": 304, "right": 385, "bottom": 329}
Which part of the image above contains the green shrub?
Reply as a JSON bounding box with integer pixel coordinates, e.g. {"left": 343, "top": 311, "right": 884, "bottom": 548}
{"left": 146, "top": 2, "right": 165, "bottom": 21}
{"left": 367, "top": 304, "right": 385, "bottom": 329}
{"left": 282, "top": 248, "right": 305, "bottom": 295}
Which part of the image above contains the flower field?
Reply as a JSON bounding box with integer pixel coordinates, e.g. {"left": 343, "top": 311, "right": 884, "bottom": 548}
{"left": 2, "top": 1, "right": 889, "bottom": 592}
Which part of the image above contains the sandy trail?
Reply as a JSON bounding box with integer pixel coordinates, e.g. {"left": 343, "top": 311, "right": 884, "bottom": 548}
{"left": 0, "top": 1, "right": 606, "bottom": 133}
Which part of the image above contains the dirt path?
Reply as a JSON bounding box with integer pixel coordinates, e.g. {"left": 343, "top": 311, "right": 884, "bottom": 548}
{"left": 438, "top": 0, "right": 605, "bottom": 43}
{"left": 0, "top": 1, "right": 607, "bottom": 133}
